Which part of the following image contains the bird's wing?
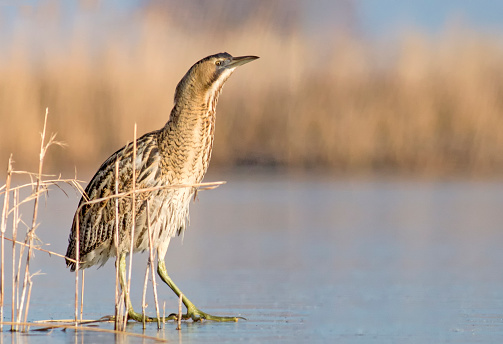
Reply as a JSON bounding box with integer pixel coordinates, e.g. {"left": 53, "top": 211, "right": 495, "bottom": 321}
{"left": 66, "top": 130, "right": 162, "bottom": 269}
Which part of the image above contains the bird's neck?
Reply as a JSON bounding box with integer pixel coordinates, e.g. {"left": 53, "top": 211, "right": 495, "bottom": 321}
{"left": 157, "top": 97, "right": 218, "bottom": 184}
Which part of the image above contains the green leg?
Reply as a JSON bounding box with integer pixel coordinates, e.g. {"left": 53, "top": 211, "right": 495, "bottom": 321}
{"left": 157, "top": 260, "right": 244, "bottom": 322}
{"left": 118, "top": 253, "right": 175, "bottom": 322}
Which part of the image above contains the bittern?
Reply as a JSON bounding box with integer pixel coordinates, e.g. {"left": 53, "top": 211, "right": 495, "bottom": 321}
{"left": 65, "top": 52, "right": 259, "bottom": 322}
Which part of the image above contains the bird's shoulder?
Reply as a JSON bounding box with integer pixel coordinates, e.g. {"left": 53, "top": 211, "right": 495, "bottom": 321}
{"left": 83, "top": 130, "right": 163, "bottom": 201}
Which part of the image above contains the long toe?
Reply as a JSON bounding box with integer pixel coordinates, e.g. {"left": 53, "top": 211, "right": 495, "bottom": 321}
{"left": 186, "top": 308, "right": 244, "bottom": 322}
{"left": 127, "top": 308, "right": 176, "bottom": 322}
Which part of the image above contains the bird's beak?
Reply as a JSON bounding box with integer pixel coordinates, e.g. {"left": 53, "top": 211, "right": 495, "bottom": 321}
{"left": 227, "top": 55, "right": 260, "bottom": 68}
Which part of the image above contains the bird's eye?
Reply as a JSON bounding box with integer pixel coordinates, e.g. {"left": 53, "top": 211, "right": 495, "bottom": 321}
{"left": 215, "top": 60, "right": 222, "bottom": 66}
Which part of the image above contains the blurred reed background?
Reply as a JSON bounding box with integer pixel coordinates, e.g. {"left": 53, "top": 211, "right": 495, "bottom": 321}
{"left": 1, "top": 0, "right": 503, "bottom": 175}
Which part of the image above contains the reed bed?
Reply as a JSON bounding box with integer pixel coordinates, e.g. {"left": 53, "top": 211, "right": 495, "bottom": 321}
{"left": 0, "top": 110, "right": 224, "bottom": 338}
{"left": 0, "top": 109, "right": 85, "bottom": 332}
{"left": 1, "top": 4, "right": 503, "bottom": 175}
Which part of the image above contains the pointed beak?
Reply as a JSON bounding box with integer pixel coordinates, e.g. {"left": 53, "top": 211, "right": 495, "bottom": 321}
{"left": 227, "top": 55, "right": 260, "bottom": 68}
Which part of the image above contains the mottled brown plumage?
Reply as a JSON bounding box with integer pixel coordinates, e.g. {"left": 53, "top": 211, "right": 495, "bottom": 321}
{"left": 65, "top": 53, "right": 258, "bottom": 322}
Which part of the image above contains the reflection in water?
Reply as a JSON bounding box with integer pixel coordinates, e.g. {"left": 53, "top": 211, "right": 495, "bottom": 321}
{"left": 2, "top": 173, "right": 503, "bottom": 343}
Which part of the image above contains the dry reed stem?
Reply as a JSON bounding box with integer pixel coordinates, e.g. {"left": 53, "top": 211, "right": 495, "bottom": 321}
{"left": 11, "top": 189, "right": 19, "bottom": 331}
{"left": 163, "top": 301, "right": 165, "bottom": 324}
{"left": 80, "top": 270, "right": 85, "bottom": 322}
{"left": 18, "top": 109, "right": 50, "bottom": 331}
{"left": 23, "top": 276, "right": 33, "bottom": 331}
{"left": 18, "top": 263, "right": 31, "bottom": 330}
{"left": 176, "top": 293, "right": 182, "bottom": 330}
{"left": 14, "top": 231, "right": 23, "bottom": 325}
{"left": 113, "top": 159, "right": 124, "bottom": 330}
{"left": 125, "top": 124, "right": 138, "bottom": 325}
{"left": 118, "top": 290, "right": 126, "bottom": 330}
{"left": 17, "top": 108, "right": 71, "bottom": 331}
{"left": 74, "top": 212, "right": 79, "bottom": 325}
{"left": 2, "top": 237, "right": 77, "bottom": 262}
{"left": 0, "top": 177, "right": 85, "bottom": 198}
{"left": 0, "top": 155, "right": 13, "bottom": 332}
{"left": 141, "top": 262, "right": 149, "bottom": 329}
{"left": 34, "top": 317, "right": 113, "bottom": 324}
{"left": 146, "top": 200, "right": 161, "bottom": 329}
{"left": 0, "top": 321, "right": 168, "bottom": 342}
{"left": 13, "top": 189, "right": 25, "bottom": 329}
{"left": 75, "top": 181, "right": 225, "bottom": 213}
{"left": 0, "top": 179, "right": 85, "bottom": 218}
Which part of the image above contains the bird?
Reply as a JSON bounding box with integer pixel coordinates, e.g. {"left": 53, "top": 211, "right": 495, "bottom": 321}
{"left": 65, "top": 52, "right": 259, "bottom": 322}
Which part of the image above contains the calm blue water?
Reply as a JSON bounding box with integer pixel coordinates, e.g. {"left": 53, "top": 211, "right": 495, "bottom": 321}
{"left": 2, "top": 172, "right": 503, "bottom": 343}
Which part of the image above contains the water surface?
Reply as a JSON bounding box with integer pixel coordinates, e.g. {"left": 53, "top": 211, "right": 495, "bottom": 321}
{"left": 2, "top": 172, "right": 503, "bottom": 343}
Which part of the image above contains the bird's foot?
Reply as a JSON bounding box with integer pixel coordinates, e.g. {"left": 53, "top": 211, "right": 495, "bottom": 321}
{"left": 110, "top": 308, "right": 177, "bottom": 323}
{"left": 173, "top": 306, "right": 245, "bottom": 322}
{"left": 128, "top": 308, "right": 158, "bottom": 322}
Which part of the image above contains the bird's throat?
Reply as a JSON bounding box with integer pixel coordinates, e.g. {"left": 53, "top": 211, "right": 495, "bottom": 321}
{"left": 158, "top": 107, "right": 216, "bottom": 184}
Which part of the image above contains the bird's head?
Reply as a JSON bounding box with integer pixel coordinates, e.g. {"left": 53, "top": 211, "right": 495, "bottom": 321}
{"left": 174, "top": 52, "right": 259, "bottom": 107}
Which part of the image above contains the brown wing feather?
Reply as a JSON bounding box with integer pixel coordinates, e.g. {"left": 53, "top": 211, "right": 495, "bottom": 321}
{"left": 65, "top": 130, "right": 162, "bottom": 271}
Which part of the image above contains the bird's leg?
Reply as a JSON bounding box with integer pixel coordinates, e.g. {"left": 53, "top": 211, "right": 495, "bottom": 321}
{"left": 118, "top": 252, "right": 146, "bottom": 322}
{"left": 157, "top": 259, "right": 243, "bottom": 322}
{"left": 118, "top": 252, "right": 175, "bottom": 322}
